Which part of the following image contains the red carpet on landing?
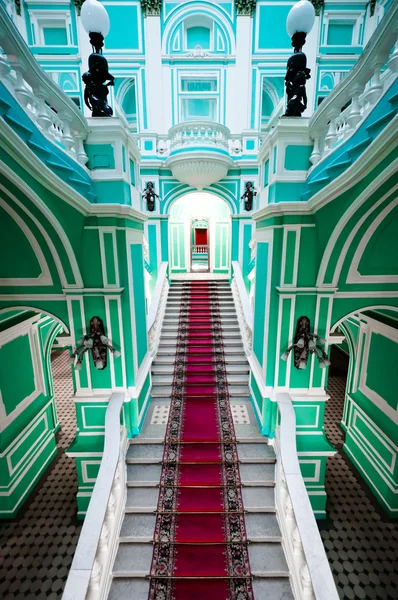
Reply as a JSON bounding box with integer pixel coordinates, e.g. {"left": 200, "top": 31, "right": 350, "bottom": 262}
{"left": 148, "top": 281, "right": 254, "bottom": 600}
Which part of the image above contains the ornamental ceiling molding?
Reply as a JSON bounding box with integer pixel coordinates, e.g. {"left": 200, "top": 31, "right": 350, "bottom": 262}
{"left": 141, "top": 0, "right": 162, "bottom": 17}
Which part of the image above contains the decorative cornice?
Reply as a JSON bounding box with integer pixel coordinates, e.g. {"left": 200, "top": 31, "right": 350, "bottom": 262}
{"left": 311, "top": 0, "right": 324, "bottom": 17}
{"left": 141, "top": 0, "right": 162, "bottom": 17}
{"left": 235, "top": 0, "right": 257, "bottom": 17}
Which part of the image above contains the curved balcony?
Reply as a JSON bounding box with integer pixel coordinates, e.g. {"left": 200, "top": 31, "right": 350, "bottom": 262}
{"left": 166, "top": 121, "right": 233, "bottom": 189}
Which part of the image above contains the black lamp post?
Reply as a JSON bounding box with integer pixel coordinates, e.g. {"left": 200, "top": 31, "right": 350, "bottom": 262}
{"left": 284, "top": 0, "right": 315, "bottom": 117}
{"left": 81, "top": 0, "right": 114, "bottom": 117}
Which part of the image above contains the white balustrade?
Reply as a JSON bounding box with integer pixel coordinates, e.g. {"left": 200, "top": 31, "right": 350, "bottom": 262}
{"left": 309, "top": 1, "right": 398, "bottom": 167}
{"left": 168, "top": 120, "right": 230, "bottom": 151}
{"left": 231, "top": 261, "right": 253, "bottom": 357}
{"left": 0, "top": 3, "right": 88, "bottom": 165}
{"left": 192, "top": 245, "right": 208, "bottom": 254}
{"left": 62, "top": 393, "right": 127, "bottom": 600}
{"left": 147, "top": 262, "right": 169, "bottom": 357}
{"left": 274, "top": 393, "right": 339, "bottom": 600}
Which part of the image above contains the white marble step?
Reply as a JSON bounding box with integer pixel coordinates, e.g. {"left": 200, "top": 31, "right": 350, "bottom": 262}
{"left": 152, "top": 363, "right": 249, "bottom": 374}
{"left": 152, "top": 354, "right": 247, "bottom": 365}
{"left": 163, "top": 316, "right": 238, "bottom": 324}
{"left": 158, "top": 337, "right": 243, "bottom": 347}
{"left": 108, "top": 577, "right": 294, "bottom": 600}
{"left": 151, "top": 373, "right": 249, "bottom": 386}
{"left": 151, "top": 385, "right": 250, "bottom": 397}
{"left": 159, "top": 329, "right": 241, "bottom": 339}
{"left": 155, "top": 345, "right": 245, "bottom": 356}
{"left": 161, "top": 322, "right": 240, "bottom": 332}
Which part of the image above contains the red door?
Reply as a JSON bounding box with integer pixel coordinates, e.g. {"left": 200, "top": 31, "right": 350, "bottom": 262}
{"left": 195, "top": 228, "right": 208, "bottom": 246}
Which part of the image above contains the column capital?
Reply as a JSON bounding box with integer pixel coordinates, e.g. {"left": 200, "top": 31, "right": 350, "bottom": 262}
{"left": 141, "top": 0, "right": 162, "bottom": 17}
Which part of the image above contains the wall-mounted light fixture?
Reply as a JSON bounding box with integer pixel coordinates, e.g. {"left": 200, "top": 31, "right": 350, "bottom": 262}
{"left": 283, "top": 0, "right": 315, "bottom": 117}
{"left": 81, "top": 0, "right": 114, "bottom": 117}
{"left": 281, "top": 315, "right": 331, "bottom": 369}
{"left": 70, "top": 316, "right": 120, "bottom": 370}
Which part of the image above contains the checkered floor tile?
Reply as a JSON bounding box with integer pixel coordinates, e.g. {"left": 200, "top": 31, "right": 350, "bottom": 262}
{"left": 320, "top": 347, "right": 398, "bottom": 599}
{"left": 231, "top": 404, "right": 250, "bottom": 425}
{"left": 0, "top": 351, "right": 81, "bottom": 599}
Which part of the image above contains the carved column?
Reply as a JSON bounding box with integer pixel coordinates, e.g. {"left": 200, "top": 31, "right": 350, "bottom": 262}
{"left": 234, "top": 1, "right": 256, "bottom": 131}
{"left": 141, "top": 1, "right": 165, "bottom": 133}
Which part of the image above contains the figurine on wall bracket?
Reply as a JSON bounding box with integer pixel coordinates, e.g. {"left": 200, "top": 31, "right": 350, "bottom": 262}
{"left": 70, "top": 316, "right": 120, "bottom": 371}
{"left": 241, "top": 181, "right": 257, "bottom": 212}
{"left": 281, "top": 315, "right": 331, "bottom": 369}
{"left": 142, "top": 181, "right": 160, "bottom": 212}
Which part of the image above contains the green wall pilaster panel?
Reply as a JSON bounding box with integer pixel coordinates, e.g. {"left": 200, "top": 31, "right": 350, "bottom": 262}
{"left": 253, "top": 241, "right": 268, "bottom": 366}
{"left": 130, "top": 244, "right": 148, "bottom": 368}
{"left": 109, "top": 299, "right": 124, "bottom": 388}
{"left": 103, "top": 233, "right": 117, "bottom": 286}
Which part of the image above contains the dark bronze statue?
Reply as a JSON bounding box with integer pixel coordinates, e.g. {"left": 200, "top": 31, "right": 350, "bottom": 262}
{"left": 82, "top": 53, "right": 114, "bottom": 117}
{"left": 142, "top": 181, "right": 159, "bottom": 212}
{"left": 241, "top": 181, "right": 257, "bottom": 212}
{"left": 284, "top": 32, "right": 311, "bottom": 117}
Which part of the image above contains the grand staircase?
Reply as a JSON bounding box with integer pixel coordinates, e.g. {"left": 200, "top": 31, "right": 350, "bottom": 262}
{"left": 108, "top": 280, "right": 294, "bottom": 599}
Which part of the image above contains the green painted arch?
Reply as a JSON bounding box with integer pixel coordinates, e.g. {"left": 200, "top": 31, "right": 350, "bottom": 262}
{"left": 316, "top": 169, "right": 398, "bottom": 289}
{"left": 330, "top": 303, "right": 398, "bottom": 335}
{"left": 0, "top": 305, "right": 70, "bottom": 334}
{"left": 163, "top": 185, "right": 237, "bottom": 215}
{"left": 0, "top": 163, "right": 84, "bottom": 289}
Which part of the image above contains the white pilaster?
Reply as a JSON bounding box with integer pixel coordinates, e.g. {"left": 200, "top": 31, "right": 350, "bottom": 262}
{"left": 144, "top": 15, "right": 165, "bottom": 133}
{"left": 303, "top": 16, "right": 320, "bottom": 117}
{"left": 234, "top": 15, "right": 252, "bottom": 132}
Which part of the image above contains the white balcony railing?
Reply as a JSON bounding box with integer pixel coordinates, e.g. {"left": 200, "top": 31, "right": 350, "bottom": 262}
{"left": 274, "top": 393, "right": 339, "bottom": 600}
{"left": 147, "top": 262, "right": 169, "bottom": 357}
{"left": 231, "top": 261, "right": 253, "bottom": 357}
{"left": 168, "top": 120, "right": 230, "bottom": 151}
{"left": 63, "top": 392, "right": 127, "bottom": 600}
{"left": 192, "top": 245, "right": 208, "bottom": 254}
{"left": 0, "top": 4, "right": 88, "bottom": 165}
{"left": 309, "top": 1, "right": 398, "bottom": 167}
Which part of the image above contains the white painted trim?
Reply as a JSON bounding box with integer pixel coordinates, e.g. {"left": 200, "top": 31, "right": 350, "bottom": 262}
{"left": 317, "top": 169, "right": 398, "bottom": 286}
{"left": 81, "top": 460, "right": 102, "bottom": 484}
{"left": 299, "top": 459, "right": 321, "bottom": 483}
{"left": 0, "top": 196, "right": 52, "bottom": 286}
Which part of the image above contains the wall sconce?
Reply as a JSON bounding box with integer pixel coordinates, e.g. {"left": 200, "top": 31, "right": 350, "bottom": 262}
{"left": 281, "top": 315, "right": 331, "bottom": 369}
{"left": 70, "top": 316, "right": 120, "bottom": 371}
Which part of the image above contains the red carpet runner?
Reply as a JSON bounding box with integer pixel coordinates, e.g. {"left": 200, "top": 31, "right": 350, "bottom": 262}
{"left": 149, "top": 281, "right": 253, "bottom": 600}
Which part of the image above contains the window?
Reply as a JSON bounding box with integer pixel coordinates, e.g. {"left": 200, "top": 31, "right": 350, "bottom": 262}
{"left": 179, "top": 75, "right": 219, "bottom": 122}
{"left": 186, "top": 26, "right": 210, "bottom": 50}
{"left": 327, "top": 21, "right": 354, "bottom": 45}
{"left": 28, "top": 11, "right": 72, "bottom": 46}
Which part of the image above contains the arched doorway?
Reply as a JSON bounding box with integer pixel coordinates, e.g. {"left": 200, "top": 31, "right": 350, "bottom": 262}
{"left": 168, "top": 192, "right": 231, "bottom": 276}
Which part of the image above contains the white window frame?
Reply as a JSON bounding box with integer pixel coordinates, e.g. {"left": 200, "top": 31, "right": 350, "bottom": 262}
{"left": 323, "top": 11, "right": 365, "bottom": 47}
{"left": 28, "top": 10, "right": 72, "bottom": 46}
{"left": 178, "top": 71, "right": 220, "bottom": 123}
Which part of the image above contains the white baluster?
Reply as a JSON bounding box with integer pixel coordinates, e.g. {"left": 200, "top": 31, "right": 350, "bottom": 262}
{"left": 0, "top": 52, "right": 10, "bottom": 79}
{"left": 34, "top": 89, "right": 53, "bottom": 134}
{"left": 13, "top": 68, "right": 32, "bottom": 110}
{"left": 87, "top": 558, "right": 102, "bottom": 599}
{"left": 388, "top": 41, "right": 398, "bottom": 73}
{"left": 309, "top": 136, "right": 321, "bottom": 166}
{"left": 300, "top": 563, "right": 315, "bottom": 599}
{"left": 366, "top": 64, "right": 383, "bottom": 106}
{"left": 73, "top": 131, "right": 89, "bottom": 166}
{"left": 347, "top": 85, "right": 364, "bottom": 132}
{"left": 59, "top": 112, "right": 75, "bottom": 153}
{"left": 324, "top": 112, "right": 338, "bottom": 151}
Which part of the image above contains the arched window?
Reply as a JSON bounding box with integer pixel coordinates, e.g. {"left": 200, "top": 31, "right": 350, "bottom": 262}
{"left": 186, "top": 26, "right": 211, "bottom": 49}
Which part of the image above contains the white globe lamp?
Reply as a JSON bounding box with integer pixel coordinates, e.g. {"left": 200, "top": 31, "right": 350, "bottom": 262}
{"left": 81, "top": 0, "right": 110, "bottom": 52}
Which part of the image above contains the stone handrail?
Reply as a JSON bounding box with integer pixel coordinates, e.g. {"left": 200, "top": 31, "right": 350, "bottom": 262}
{"left": 62, "top": 392, "right": 127, "bottom": 600}
{"left": 274, "top": 393, "right": 339, "bottom": 600}
{"left": 231, "top": 261, "right": 253, "bottom": 356}
{"left": 264, "top": 98, "right": 284, "bottom": 132}
{"left": 147, "top": 262, "right": 169, "bottom": 356}
{"left": 309, "top": 1, "right": 398, "bottom": 166}
{"left": 0, "top": 4, "right": 88, "bottom": 165}
{"left": 168, "top": 120, "right": 230, "bottom": 150}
